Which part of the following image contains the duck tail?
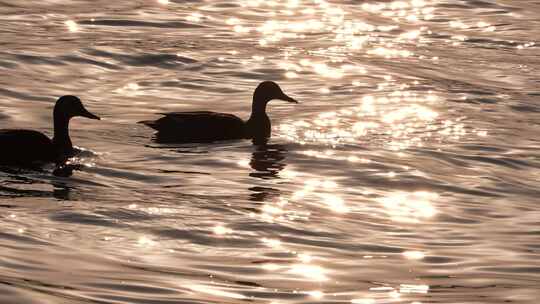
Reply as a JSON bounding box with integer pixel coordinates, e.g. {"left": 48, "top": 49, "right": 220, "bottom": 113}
{"left": 138, "top": 120, "right": 158, "bottom": 130}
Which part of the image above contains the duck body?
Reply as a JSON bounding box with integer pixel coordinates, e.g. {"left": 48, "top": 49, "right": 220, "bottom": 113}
{"left": 141, "top": 81, "right": 296, "bottom": 143}
{"left": 0, "top": 129, "right": 56, "bottom": 166}
{"left": 144, "top": 111, "right": 246, "bottom": 142}
{"left": 0, "top": 95, "right": 100, "bottom": 167}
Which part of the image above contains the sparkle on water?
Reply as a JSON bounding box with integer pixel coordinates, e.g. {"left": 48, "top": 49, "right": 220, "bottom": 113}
{"left": 0, "top": 0, "right": 539, "bottom": 303}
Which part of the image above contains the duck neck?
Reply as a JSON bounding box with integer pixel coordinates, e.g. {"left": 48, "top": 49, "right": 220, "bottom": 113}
{"left": 246, "top": 98, "right": 271, "bottom": 139}
{"left": 52, "top": 113, "right": 73, "bottom": 154}
{"left": 250, "top": 98, "right": 268, "bottom": 118}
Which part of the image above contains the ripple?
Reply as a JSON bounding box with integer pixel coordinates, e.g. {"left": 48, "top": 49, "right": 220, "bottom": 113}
{"left": 84, "top": 49, "right": 198, "bottom": 68}
{"left": 49, "top": 211, "right": 125, "bottom": 227}
{"left": 79, "top": 19, "right": 206, "bottom": 28}
{"left": 1, "top": 1, "right": 540, "bottom": 303}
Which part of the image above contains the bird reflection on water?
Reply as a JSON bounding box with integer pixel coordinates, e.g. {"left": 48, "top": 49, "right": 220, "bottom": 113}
{"left": 248, "top": 142, "right": 288, "bottom": 203}
{"left": 249, "top": 142, "right": 287, "bottom": 179}
{"left": 0, "top": 169, "right": 72, "bottom": 200}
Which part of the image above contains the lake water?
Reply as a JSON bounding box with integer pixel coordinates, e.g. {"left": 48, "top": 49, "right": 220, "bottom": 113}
{"left": 0, "top": 0, "right": 539, "bottom": 303}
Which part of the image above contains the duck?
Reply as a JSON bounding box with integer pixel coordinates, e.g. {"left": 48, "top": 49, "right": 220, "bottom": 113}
{"left": 139, "top": 81, "right": 298, "bottom": 143}
{"left": 0, "top": 95, "right": 100, "bottom": 167}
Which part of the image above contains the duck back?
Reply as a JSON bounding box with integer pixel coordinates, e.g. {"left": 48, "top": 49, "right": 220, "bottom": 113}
{"left": 0, "top": 129, "right": 55, "bottom": 165}
{"left": 141, "top": 111, "right": 246, "bottom": 143}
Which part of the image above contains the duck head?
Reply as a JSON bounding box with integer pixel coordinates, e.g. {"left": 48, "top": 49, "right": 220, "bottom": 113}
{"left": 247, "top": 81, "right": 298, "bottom": 141}
{"left": 252, "top": 81, "right": 297, "bottom": 113}
{"left": 51, "top": 95, "right": 100, "bottom": 161}
{"left": 54, "top": 95, "right": 100, "bottom": 121}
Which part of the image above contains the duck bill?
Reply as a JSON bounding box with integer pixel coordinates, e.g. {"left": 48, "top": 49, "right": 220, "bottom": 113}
{"left": 280, "top": 94, "right": 298, "bottom": 103}
{"left": 80, "top": 108, "right": 101, "bottom": 120}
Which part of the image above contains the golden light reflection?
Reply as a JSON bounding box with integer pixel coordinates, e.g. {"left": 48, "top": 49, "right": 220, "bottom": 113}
{"left": 261, "top": 237, "right": 282, "bottom": 248}
{"left": 128, "top": 203, "right": 177, "bottom": 215}
{"left": 280, "top": 169, "right": 300, "bottom": 178}
{"left": 318, "top": 193, "right": 349, "bottom": 213}
{"left": 185, "top": 13, "right": 203, "bottom": 23}
{"left": 237, "top": 159, "right": 250, "bottom": 167}
{"left": 185, "top": 284, "right": 246, "bottom": 299}
{"left": 298, "top": 150, "right": 371, "bottom": 165}
{"left": 213, "top": 225, "right": 233, "bottom": 235}
{"left": 399, "top": 284, "right": 429, "bottom": 294}
{"left": 307, "top": 290, "right": 324, "bottom": 299}
{"left": 381, "top": 104, "right": 438, "bottom": 124}
{"left": 259, "top": 251, "right": 327, "bottom": 282}
{"left": 234, "top": 24, "right": 250, "bottom": 33}
{"left": 369, "top": 287, "right": 394, "bottom": 292}
{"left": 253, "top": 194, "right": 306, "bottom": 221}
{"left": 298, "top": 253, "right": 312, "bottom": 263}
{"left": 517, "top": 42, "right": 535, "bottom": 49}
{"left": 377, "top": 191, "right": 438, "bottom": 223}
{"left": 389, "top": 290, "right": 401, "bottom": 299}
{"left": 232, "top": 0, "right": 438, "bottom": 80}
{"left": 260, "top": 203, "right": 285, "bottom": 222}
{"left": 351, "top": 299, "right": 375, "bottom": 304}
{"left": 226, "top": 18, "right": 240, "bottom": 26}
{"left": 402, "top": 250, "right": 425, "bottom": 260}
{"left": 65, "top": 20, "right": 79, "bottom": 32}
{"left": 291, "top": 179, "right": 349, "bottom": 213}
{"left": 287, "top": 264, "right": 328, "bottom": 281}
{"left": 477, "top": 130, "right": 488, "bottom": 137}
{"left": 262, "top": 263, "right": 281, "bottom": 271}
{"left": 115, "top": 83, "right": 141, "bottom": 97}
{"left": 278, "top": 86, "right": 482, "bottom": 150}
{"left": 285, "top": 71, "right": 299, "bottom": 78}
{"left": 137, "top": 235, "right": 157, "bottom": 247}
{"left": 361, "top": 0, "right": 431, "bottom": 19}
{"left": 367, "top": 47, "right": 413, "bottom": 58}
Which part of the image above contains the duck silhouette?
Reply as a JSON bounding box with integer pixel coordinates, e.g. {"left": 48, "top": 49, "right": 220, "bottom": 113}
{"left": 140, "top": 81, "right": 297, "bottom": 143}
{"left": 0, "top": 95, "right": 100, "bottom": 167}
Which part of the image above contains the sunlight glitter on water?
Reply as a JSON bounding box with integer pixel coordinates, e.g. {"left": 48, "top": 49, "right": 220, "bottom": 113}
{"left": 2, "top": 0, "right": 540, "bottom": 303}
{"left": 128, "top": 203, "right": 177, "bottom": 215}
{"left": 262, "top": 237, "right": 282, "bottom": 248}
{"left": 307, "top": 290, "right": 324, "bottom": 299}
{"left": 378, "top": 191, "right": 438, "bottom": 223}
{"left": 288, "top": 179, "right": 349, "bottom": 213}
{"left": 351, "top": 299, "right": 375, "bottom": 304}
{"left": 185, "top": 284, "right": 246, "bottom": 300}
{"left": 213, "top": 224, "right": 233, "bottom": 235}
{"left": 137, "top": 235, "right": 157, "bottom": 247}
{"left": 318, "top": 193, "right": 349, "bottom": 213}
{"left": 64, "top": 20, "right": 79, "bottom": 32}
{"left": 400, "top": 284, "right": 430, "bottom": 294}
{"left": 232, "top": 0, "right": 437, "bottom": 82}
{"left": 279, "top": 87, "right": 454, "bottom": 149}
{"left": 291, "top": 264, "right": 328, "bottom": 280}
{"left": 185, "top": 13, "right": 204, "bottom": 23}
{"left": 402, "top": 250, "right": 425, "bottom": 260}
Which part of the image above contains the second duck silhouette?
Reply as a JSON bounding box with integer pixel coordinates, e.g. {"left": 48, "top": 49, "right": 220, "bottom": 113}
{"left": 140, "top": 81, "right": 298, "bottom": 143}
{"left": 0, "top": 95, "right": 100, "bottom": 167}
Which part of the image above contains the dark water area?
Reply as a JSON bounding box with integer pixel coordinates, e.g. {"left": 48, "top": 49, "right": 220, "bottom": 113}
{"left": 0, "top": 0, "right": 539, "bottom": 303}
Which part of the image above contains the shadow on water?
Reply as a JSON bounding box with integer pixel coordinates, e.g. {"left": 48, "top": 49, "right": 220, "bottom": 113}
{"left": 0, "top": 180, "right": 71, "bottom": 201}
{"left": 0, "top": 166, "right": 73, "bottom": 200}
{"left": 248, "top": 141, "right": 288, "bottom": 202}
{"left": 249, "top": 142, "right": 287, "bottom": 179}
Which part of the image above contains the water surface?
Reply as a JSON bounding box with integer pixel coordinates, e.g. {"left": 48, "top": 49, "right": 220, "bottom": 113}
{"left": 0, "top": 0, "right": 539, "bottom": 303}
